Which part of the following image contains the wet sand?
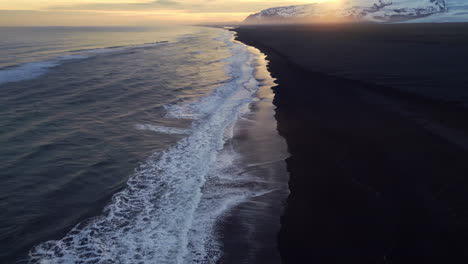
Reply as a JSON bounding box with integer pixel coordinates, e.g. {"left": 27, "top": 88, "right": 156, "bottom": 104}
{"left": 218, "top": 46, "right": 289, "bottom": 263}
{"left": 234, "top": 23, "right": 468, "bottom": 263}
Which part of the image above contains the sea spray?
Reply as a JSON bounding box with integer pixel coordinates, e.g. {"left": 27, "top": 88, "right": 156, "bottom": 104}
{"left": 28, "top": 29, "right": 266, "bottom": 264}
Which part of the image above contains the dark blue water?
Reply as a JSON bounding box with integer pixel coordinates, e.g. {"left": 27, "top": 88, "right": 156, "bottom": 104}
{"left": 0, "top": 27, "right": 289, "bottom": 263}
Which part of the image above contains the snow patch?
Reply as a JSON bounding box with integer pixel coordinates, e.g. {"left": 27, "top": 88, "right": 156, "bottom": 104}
{"left": 244, "top": 0, "right": 466, "bottom": 24}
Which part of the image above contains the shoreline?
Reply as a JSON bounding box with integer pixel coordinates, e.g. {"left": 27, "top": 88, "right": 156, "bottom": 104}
{"left": 217, "top": 41, "right": 289, "bottom": 264}
{"left": 16, "top": 28, "right": 286, "bottom": 264}
{"left": 233, "top": 25, "right": 468, "bottom": 263}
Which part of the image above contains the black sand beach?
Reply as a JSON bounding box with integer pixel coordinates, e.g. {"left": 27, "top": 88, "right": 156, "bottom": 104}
{"left": 217, "top": 50, "right": 289, "bottom": 264}
{"left": 234, "top": 23, "right": 468, "bottom": 263}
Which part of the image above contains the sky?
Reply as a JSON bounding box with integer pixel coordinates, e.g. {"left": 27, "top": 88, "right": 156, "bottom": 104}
{"left": 0, "top": 0, "right": 332, "bottom": 26}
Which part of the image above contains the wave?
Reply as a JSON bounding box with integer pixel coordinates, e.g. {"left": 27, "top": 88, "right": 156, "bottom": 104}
{"left": 0, "top": 55, "right": 88, "bottom": 86}
{"left": 28, "top": 30, "right": 265, "bottom": 264}
{"left": 136, "top": 124, "right": 190, "bottom": 135}
{"left": 0, "top": 42, "right": 168, "bottom": 86}
{"left": 69, "top": 41, "right": 169, "bottom": 54}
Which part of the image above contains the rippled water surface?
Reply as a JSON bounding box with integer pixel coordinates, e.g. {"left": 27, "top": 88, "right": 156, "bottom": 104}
{"left": 0, "top": 26, "right": 288, "bottom": 263}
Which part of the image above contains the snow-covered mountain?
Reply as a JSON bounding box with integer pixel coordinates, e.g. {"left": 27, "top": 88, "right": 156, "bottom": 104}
{"left": 244, "top": 0, "right": 467, "bottom": 24}
{"left": 410, "top": 0, "right": 468, "bottom": 22}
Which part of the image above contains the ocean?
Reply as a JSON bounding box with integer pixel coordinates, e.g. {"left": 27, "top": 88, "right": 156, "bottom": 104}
{"left": 0, "top": 26, "right": 289, "bottom": 263}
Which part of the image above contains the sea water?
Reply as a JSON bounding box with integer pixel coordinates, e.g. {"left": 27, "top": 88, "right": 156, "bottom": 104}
{"left": 0, "top": 26, "right": 288, "bottom": 263}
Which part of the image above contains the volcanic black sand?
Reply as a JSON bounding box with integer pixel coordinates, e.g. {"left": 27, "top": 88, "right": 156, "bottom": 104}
{"left": 234, "top": 23, "right": 468, "bottom": 264}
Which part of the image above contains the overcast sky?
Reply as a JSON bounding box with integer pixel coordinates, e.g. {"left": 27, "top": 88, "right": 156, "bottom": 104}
{"left": 0, "top": 0, "right": 330, "bottom": 26}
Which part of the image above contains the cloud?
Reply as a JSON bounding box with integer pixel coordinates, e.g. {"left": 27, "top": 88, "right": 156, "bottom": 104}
{"left": 152, "top": 0, "right": 180, "bottom": 6}
{"left": 0, "top": 0, "right": 323, "bottom": 26}
{"left": 47, "top": 1, "right": 183, "bottom": 11}
{"left": 47, "top": 0, "right": 311, "bottom": 13}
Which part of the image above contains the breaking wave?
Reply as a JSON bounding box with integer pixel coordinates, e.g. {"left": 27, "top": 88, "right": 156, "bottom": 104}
{"left": 0, "top": 42, "right": 168, "bottom": 86}
{"left": 28, "top": 30, "right": 264, "bottom": 264}
{"left": 136, "top": 124, "right": 191, "bottom": 135}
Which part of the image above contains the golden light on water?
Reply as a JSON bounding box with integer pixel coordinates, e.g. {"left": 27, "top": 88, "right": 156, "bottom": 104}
{"left": 0, "top": 0, "right": 337, "bottom": 26}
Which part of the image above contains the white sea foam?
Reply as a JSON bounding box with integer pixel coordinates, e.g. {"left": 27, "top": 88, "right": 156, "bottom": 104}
{"left": 28, "top": 29, "right": 269, "bottom": 264}
{"left": 136, "top": 124, "right": 190, "bottom": 135}
{"left": 0, "top": 56, "right": 86, "bottom": 85}
{"left": 0, "top": 42, "right": 167, "bottom": 86}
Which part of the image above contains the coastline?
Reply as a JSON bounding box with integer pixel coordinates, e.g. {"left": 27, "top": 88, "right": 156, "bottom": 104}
{"left": 217, "top": 40, "right": 289, "bottom": 264}
{"left": 17, "top": 28, "right": 288, "bottom": 264}
{"left": 233, "top": 24, "right": 468, "bottom": 263}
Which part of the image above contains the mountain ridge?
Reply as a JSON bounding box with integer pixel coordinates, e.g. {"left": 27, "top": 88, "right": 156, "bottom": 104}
{"left": 244, "top": 0, "right": 467, "bottom": 24}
